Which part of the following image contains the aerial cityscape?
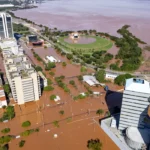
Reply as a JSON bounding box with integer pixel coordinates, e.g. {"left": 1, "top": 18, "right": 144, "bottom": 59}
{"left": 0, "top": 0, "right": 150, "bottom": 150}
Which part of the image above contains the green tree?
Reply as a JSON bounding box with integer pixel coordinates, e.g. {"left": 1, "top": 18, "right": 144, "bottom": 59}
{"left": 22, "top": 121, "right": 31, "bottom": 127}
{"left": 66, "top": 54, "right": 73, "bottom": 60}
{"left": 50, "top": 95, "right": 56, "bottom": 100}
{"left": 78, "top": 75, "right": 83, "bottom": 81}
{"left": 3, "top": 84, "right": 10, "bottom": 95}
{"left": 49, "top": 71, "right": 55, "bottom": 76}
{"left": 95, "top": 70, "right": 105, "bottom": 82}
{"left": 114, "top": 74, "right": 133, "bottom": 86}
{"left": 35, "top": 66, "right": 43, "bottom": 72}
{"left": 44, "top": 86, "right": 54, "bottom": 91}
{"left": 0, "top": 144, "right": 8, "bottom": 150}
{"left": 80, "top": 66, "right": 87, "bottom": 73}
{"left": 53, "top": 120, "right": 59, "bottom": 127}
{"left": 19, "top": 140, "right": 25, "bottom": 147}
{"left": 69, "top": 80, "right": 75, "bottom": 86}
{"left": 47, "top": 78, "right": 52, "bottom": 85}
{"left": 35, "top": 128, "right": 40, "bottom": 132}
{"left": 45, "top": 62, "right": 56, "bottom": 70}
{"left": 62, "top": 62, "right": 67, "bottom": 67}
{"left": 1, "top": 128, "right": 10, "bottom": 134}
{"left": 59, "top": 110, "right": 64, "bottom": 115}
{"left": 96, "top": 109, "right": 104, "bottom": 116}
{"left": 87, "top": 139, "right": 102, "bottom": 150}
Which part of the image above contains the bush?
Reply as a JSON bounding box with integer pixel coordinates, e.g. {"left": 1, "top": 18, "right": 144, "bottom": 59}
{"left": 19, "top": 140, "right": 25, "bottom": 147}
{"left": 47, "top": 78, "right": 52, "bottom": 85}
{"left": 21, "top": 129, "right": 35, "bottom": 137}
{"left": 62, "top": 62, "right": 67, "bottom": 66}
{"left": 35, "top": 128, "right": 40, "bottom": 132}
{"left": 87, "top": 138, "right": 102, "bottom": 150}
{"left": 49, "top": 71, "right": 55, "bottom": 76}
{"left": 59, "top": 110, "right": 64, "bottom": 115}
{"left": 78, "top": 75, "right": 83, "bottom": 81}
{"left": 44, "top": 86, "right": 54, "bottom": 91}
{"left": 66, "top": 53, "right": 73, "bottom": 60}
{"left": 69, "top": 80, "right": 75, "bottom": 86}
{"left": 22, "top": 121, "right": 31, "bottom": 127}
{"left": 80, "top": 66, "right": 87, "bottom": 73}
{"left": 50, "top": 95, "right": 56, "bottom": 100}
{"left": 1, "top": 128, "right": 10, "bottom": 134}
{"left": 53, "top": 120, "right": 59, "bottom": 127}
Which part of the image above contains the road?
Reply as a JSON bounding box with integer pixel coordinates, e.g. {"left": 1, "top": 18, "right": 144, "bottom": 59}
{"left": 13, "top": 18, "right": 150, "bottom": 80}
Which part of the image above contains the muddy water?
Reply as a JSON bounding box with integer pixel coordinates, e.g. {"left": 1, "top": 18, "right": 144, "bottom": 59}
{"left": 14, "top": 0, "right": 150, "bottom": 44}
{"left": 64, "top": 36, "right": 96, "bottom": 44}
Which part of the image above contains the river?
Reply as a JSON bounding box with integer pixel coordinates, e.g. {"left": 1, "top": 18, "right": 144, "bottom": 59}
{"left": 14, "top": 0, "right": 150, "bottom": 44}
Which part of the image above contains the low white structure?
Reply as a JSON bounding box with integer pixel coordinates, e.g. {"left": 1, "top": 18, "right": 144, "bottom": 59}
{"left": 105, "top": 72, "right": 118, "bottom": 80}
{"left": 0, "top": 87, "right": 7, "bottom": 108}
{"left": 0, "top": 4, "right": 14, "bottom": 8}
{"left": 54, "top": 96, "right": 60, "bottom": 102}
{"left": 126, "top": 127, "right": 149, "bottom": 150}
{"left": 83, "top": 75, "right": 100, "bottom": 86}
{"left": 46, "top": 56, "right": 61, "bottom": 63}
{"left": 111, "top": 118, "right": 117, "bottom": 128}
{"left": 38, "top": 71, "right": 47, "bottom": 87}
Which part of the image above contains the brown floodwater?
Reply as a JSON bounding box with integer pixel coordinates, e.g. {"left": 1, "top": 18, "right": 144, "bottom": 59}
{"left": 64, "top": 37, "right": 96, "bottom": 44}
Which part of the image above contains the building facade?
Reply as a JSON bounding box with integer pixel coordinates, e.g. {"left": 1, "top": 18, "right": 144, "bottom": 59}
{"left": 0, "top": 87, "right": 7, "bottom": 108}
{"left": 3, "top": 55, "right": 41, "bottom": 104}
{"left": 0, "top": 13, "right": 13, "bottom": 39}
{"left": 119, "top": 78, "right": 150, "bottom": 130}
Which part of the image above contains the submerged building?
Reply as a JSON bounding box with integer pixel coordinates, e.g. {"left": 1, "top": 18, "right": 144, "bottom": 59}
{"left": 119, "top": 78, "right": 150, "bottom": 130}
{"left": 3, "top": 55, "right": 41, "bottom": 104}
{"left": 0, "top": 13, "right": 13, "bottom": 39}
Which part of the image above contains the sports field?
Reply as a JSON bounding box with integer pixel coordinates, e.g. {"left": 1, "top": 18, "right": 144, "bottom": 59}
{"left": 58, "top": 36, "right": 113, "bottom": 54}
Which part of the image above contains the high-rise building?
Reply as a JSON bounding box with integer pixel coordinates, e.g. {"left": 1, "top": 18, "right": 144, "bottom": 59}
{"left": 3, "top": 54, "right": 41, "bottom": 104}
{"left": 0, "top": 12, "right": 13, "bottom": 39}
{"left": 119, "top": 78, "right": 150, "bottom": 131}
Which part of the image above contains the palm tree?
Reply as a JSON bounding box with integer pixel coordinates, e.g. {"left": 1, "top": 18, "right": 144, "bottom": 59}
{"left": 96, "top": 109, "right": 104, "bottom": 117}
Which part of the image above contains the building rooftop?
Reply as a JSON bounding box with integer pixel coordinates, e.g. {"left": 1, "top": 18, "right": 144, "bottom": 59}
{"left": 5, "top": 55, "right": 35, "bottom": 79}
{"left": 125, "top": 78, "right": 150, "bottom": 94}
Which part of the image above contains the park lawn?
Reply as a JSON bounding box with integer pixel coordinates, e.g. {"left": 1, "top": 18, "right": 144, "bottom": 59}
{"left": 58, "top": 36, "right": 113, "bottom": 53}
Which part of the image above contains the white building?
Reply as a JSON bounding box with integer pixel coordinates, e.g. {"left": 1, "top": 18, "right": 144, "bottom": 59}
{"left": 3, "top": 55, "right": 41, "bottom": 105}
{"left": 0, "top": 87, "right": 7, "bottom": 108}
{"left": 0, "top": 12, "right": 13, "bottom": 39}
{"left": 46, "top": 56, "right": 61, "bottom": 63}
{"left": 0, "top": 39, "right": 23, "bottom": 56}
{"left": 105, "top": 72, "right": 118, "bottom": 80}
{"left": 38, "top": 71, "right": 47, "bottom": 87}
{"left": 119, "top": 78, "right": 150, "bottom": 130}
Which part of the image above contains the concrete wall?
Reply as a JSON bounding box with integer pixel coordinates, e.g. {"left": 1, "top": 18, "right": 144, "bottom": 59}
{"left": 101, "top": 119, "right": 130, "bottom": 150}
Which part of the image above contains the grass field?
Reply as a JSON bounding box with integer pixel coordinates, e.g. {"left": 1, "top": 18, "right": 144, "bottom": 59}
{"left": 58, "top": 36, "right": 113, "bottom": 54}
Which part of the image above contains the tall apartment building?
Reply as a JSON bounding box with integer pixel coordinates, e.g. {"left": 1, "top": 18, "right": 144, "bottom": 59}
{"left": 119, "top": 78, "right": 150, "bottom": 131}
{"left": 3, "top": 54, "right": 41, "bottom": 104}
{"left": 0, "top": 12, "right": 13, "bottom": 39}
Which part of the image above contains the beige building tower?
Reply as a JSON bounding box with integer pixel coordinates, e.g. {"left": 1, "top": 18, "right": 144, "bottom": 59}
{"left": 4, "top": 54, "right": 41, "bottom": 104}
